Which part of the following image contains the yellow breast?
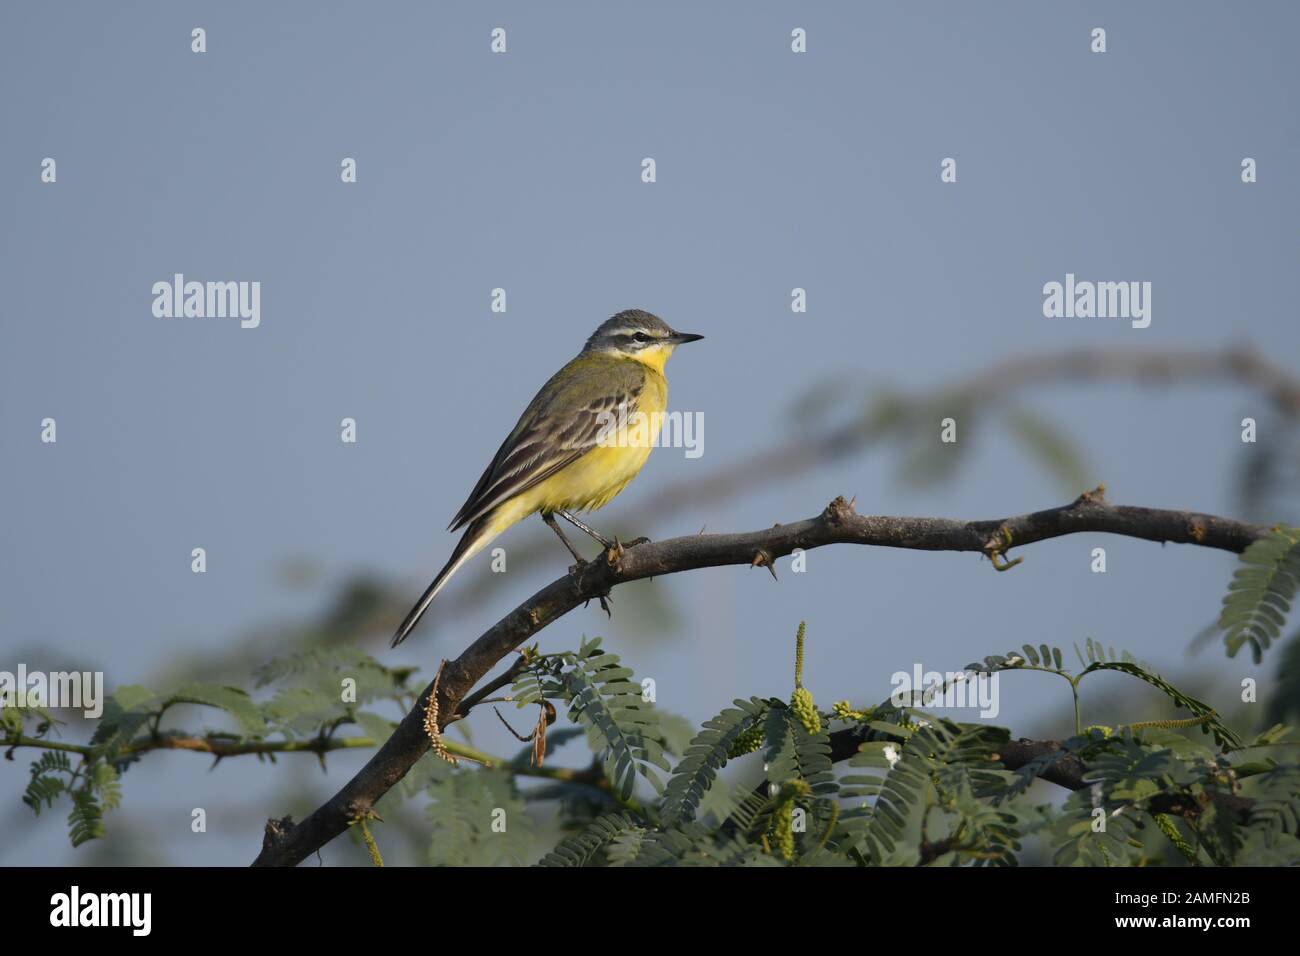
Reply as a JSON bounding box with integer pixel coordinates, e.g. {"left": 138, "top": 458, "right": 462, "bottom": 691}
{"left": 518, "top": 365, "right": 667, "bottom": 516}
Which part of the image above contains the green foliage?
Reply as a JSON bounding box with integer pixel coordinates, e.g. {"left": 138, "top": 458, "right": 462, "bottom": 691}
{"left": 90, "top": 685, "right": 156, "bottom": 756}
{"left": 68, "top": 787, "right": 105, "bottom": 848}
{"left": 12, "top": 645, "right": 414, "bottom": 848}
{"left": 660, "top": 697, "right": 769, "bottom": 825}
{"left": 172, "top": 685, "right": 268, "bottom": 736}
{"left": 1079, "top": 661, "right": 1241, "bottom": 750}
{"left": 840, "top": 716, "right": 1017, "bottom": 866}
{"left": 1049, "top": 730, "right": 1227, "bottom": 866}
{"left": 424, "top": 763, "right": 534, "bottom": 867}
{"left": 966, "top": 639, "right": 1238, "bottom": 751}
{"left": 1051, "top": 790, "right": 1143, "bottom": 866}
{"left": 536, "top": 811, "right": 641, "bottom": 867}
{"left": 761, "top": 705, "right": 836, "bottom": 797}
{"left": 1, "top": 696, "right": 60, "bottom": 740}
{"left": 1244, "top": 763, "right": 1300, "bottom": 862}
{"left": 583, "top": 785, "right": 785, "bottom": 868}
{"left": 840, "top": 734, "right": 931, "bottom": 865}
{"left": 1075, "top": 637, "right": 1142, "bottom": 668}
{"left": 1266, "top": 629, "right": 1300, "bottom": 726}
{"left": 513, "top": 637, "right": 671, "bottom": 801}
{"left": 257, "top": 647, "right": 412, "bottom": 737}
{"left": 261, "top": 686, "right": 346, "bottom": 736}
{"left": 1218, "top": 527, "right": 1300, "bottom": 662}
{"left": 9, "top": 623, "right": 1297, "bottom": 867}
{"left": 23, "top": 751, "right": 72, "bottom": 813}
{"left": 970, "top": 639, "right": 1133, "bottom": 678}
{"left": 24, "top": 751, "right": 122, "bottom": 848}
{"left": 519, "top": 632, "right": 1289, "bottom": 868}
{"left": 997, "top": 737, "right": 1085, "bottom": 804}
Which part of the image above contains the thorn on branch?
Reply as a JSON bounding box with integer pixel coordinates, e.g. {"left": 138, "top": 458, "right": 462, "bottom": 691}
{"left": 583, "top": 591, "right": 614, "bottom": 616}
{"left": 751, "top": 549, "right": 779, "bottom": 581}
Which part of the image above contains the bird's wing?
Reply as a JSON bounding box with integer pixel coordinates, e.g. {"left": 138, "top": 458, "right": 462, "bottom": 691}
{"left": 448, "top": 357, "right": 646, "bottom": 531}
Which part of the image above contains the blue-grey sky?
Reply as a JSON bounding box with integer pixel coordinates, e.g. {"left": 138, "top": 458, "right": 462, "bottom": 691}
{"left": 3, "top": 1, "right": 1298, "bottom": 865}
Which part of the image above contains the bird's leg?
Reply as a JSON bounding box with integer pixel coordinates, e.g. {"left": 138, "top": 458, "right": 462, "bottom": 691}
{"left": 542, "top": 512, "right": 589, "bottom": 568}
{"left": 558, "top": 510, "right": 653, "bottom": 567}
{"left": 546, "top": 512, "right": 615, "bottom": 617}
{"left": 556, "top": 510, "right": 615, "bottom": 549}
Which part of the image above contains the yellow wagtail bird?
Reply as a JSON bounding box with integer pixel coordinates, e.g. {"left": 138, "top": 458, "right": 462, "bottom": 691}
{"left": 391, "top": 309, "right": 704, "bottom": 646}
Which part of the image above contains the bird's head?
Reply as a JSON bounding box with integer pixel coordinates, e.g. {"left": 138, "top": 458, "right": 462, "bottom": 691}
{"left": 581, "top": 309, "right": 704, "bottom": 371}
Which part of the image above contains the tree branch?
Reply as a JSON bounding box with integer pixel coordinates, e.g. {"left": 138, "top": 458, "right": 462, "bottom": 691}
{"left": 251, "top": 487, "right": 1268, "bottom": 865}
{"left": 2, "top": 731, "right": 600, "bottom": 788}
{"left": 4, "top": 732, "right": 377, "bottom": 760}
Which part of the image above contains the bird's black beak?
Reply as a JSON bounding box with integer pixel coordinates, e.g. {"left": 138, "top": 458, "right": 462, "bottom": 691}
{"left": 669, "top": 331, "right": 705, "bottom": 345}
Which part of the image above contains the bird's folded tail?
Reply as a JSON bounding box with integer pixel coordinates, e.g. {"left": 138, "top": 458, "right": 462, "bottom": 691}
{"left": 391, "top": 514, "right": 495, "bottom": 647}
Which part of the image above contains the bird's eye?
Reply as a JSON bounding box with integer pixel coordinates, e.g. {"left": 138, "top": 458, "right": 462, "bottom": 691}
{"left": 632, "top": 332, "right": 650, "bottom": 343}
